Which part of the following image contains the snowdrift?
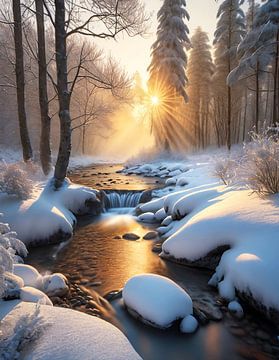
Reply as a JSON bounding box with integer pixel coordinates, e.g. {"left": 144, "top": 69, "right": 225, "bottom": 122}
{"left": 0, "top": 178, "right": 102, "bottom": 246}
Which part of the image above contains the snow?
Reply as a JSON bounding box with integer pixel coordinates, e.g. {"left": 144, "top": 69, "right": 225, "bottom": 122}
{"left": 13, "top": 264, "right": 68, "bottom": 297}
{"left": 123, "top": 274, "right": 193, "bottom": 329}
{"left": 20, "top": 287, "right": 53, "bottom": 306}
{"left": 138, "top": 212, "right": 157, "bottom": 223}
{"left": 0, "top": 301, "right": 142, "bottom": 360}
{"left": 13, "top": 264, "right": 42, "bottom": 288}
{"left": 124, "top": 148, "right": 279, "bottom": 314}
{"left": 0, "top": 178, "right": 100, "bottom": 245}
{"left": 228, "top": 300, "right": 244, "bottom": 319}
{"left": 180, "top": 315, "right": 199, "bottom": 334}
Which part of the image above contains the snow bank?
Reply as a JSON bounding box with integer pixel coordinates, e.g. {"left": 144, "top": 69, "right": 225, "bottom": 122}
{"left": 123, "top": 274, "right": 193, "bottom": 329}
{"left": 0, "top": 178, "right": 101, "bottom": 246}
{"left": 20, "top": 287, "right": 53, "bottom": 306}
{"left": 125, "top": 150, "right": 279, "bottom": 316}
{"left": 0, "top": 301, "right": 141, "bottom": 360}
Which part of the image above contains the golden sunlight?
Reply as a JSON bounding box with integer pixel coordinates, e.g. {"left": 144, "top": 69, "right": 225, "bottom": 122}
{"left": 151, "top": 95, "right": 160, "bottom": 106}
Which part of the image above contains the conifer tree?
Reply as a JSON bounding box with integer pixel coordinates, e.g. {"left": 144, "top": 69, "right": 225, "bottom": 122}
{"left": 148, "top": 0, "right": 191, "bottom": 151}
{"left": 213, "top": 0, "right": 245, "bottom": 149}
{"left": 186, "top": 27, "right": 214, "bottom": 149}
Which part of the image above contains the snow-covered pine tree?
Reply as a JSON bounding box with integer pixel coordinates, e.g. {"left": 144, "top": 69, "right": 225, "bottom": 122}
{"left": 213, "top": 0, "right": 246, "bottom": 150}
{"left": 252, "top": 0, "right": 279, "bottom": 127}
{"left": 186, "top": 27, "right": 214, "bottom": 149}
{"left": 228, "top": 0, "right": 269, "bottom": 134}
{"left": 148, "top": 0, "right": 191, "bottom": 152}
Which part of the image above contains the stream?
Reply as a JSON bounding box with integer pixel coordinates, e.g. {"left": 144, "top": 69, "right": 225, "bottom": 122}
{"left": 27, "top": 164, "right": 277, "bottom": 360}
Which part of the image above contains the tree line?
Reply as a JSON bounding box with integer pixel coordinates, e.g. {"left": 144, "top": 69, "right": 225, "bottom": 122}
{"left": 0, "top": 0, "right": 148, "bottom": 186}
{"left": 148, "top": 0, "right": 279, "bottom": 152}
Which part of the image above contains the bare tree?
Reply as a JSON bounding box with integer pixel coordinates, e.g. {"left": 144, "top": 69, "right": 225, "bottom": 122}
{"left": 35, "top": 0, "right": 52, "bottom": 174}
{"left": 12, "top": 0, "right": 33, "bottom": 162}
{"left": 51, "top": 0, "right": 149, "bottom": 187}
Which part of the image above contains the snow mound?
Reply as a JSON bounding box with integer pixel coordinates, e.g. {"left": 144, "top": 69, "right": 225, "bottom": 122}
{"left": 0, "top": 178, "right": 101, "bottom": 245}
{"left": 123, "top": 274, "right": 193, "bottom": 329}
{"left": 138, "top": 212, "right": 156, "bottom": 223}
{"left": 180, "top": 315, "right": 198, "bottom": 333}
{"left": 14, "top": 264, "right": 69, "bottom": 297}
{"left": 0, "top": 301, "right": 142, "bottom": 360}
{"left": 20, "top": 287, "right": 53, "bottom": 306}
{"left": 228, "top": 300, "right": 244, "bottom": 319}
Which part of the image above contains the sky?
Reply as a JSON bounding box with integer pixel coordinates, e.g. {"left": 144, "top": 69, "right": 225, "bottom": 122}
{"left": 95, "top": 0, "right": 220, "bottom": 83}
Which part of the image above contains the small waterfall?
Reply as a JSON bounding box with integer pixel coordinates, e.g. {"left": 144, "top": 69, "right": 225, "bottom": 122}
{"left": 104, "top": 191, "right": 143, "bottom": 209}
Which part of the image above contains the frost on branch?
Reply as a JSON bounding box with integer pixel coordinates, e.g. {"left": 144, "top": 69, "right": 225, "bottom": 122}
{"left": 214, "top": 158, "right": 237, "bottom": 185}
{"left": 0, "top": 215, "right": 28, "bottom": 298}
{"left": 0, "top": 163, "right": 33, "bottom": 200}
{"left": 242, "top": 131, "right": 279, "bottom": 195}
{"left": 0, "top": 305, "right": 46, "bottom": 360}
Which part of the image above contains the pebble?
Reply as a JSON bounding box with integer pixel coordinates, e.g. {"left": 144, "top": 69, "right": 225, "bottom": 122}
{"left": 255, "top": 329, "right": 270, "bottom": 341}
{"left": 143, "top": 231, "right": 158, "bottom": 240}
{"left": 152, "top": 243, "right": 162, "bottom": 253}
{"left": 122, "top": 233, "right": 140, "bottom": 240}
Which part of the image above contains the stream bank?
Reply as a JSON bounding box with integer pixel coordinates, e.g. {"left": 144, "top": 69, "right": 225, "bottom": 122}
{"left": 26, "top": 163, "right": 278, "bottom": 360}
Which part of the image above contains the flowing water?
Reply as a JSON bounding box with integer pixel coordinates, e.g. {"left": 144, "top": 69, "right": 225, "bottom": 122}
{"left": 27, "top": 164, "right": 277, "bottom": 360}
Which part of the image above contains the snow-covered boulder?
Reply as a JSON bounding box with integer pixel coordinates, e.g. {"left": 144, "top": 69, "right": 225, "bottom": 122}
{"left": 161, "top": 216, "right": 172, "bottom": 227}
{"left": 41, "top": 273, "right": 68, "bottom": 297}
{"left": 228, "top": 300, "right": 244, "bottom": 319}
{"left": 123, "top": 274, "right": 193, "bottom": 329}
{"left": 166, "top": 178, "right": 177, "bottom": 186}
{"left": 180, "top": 315, "right": 198, "bottom": 334}
{"left": 14, "top": 264, "right": 42, "bottom": 289}
{"left": 177, "top": 177, "right": 188, "bottom": 187}
{"left": 0, "top": 178, "right": 102, "bottom": 246}
{"left": 20, "top": 286, "right": 53, "bottom": 306}
{"left": 3, "top": 272, "right": 24, "bottom": 299}
{"left": 138, "top": 212, "right": 156, "bottom": 223}
{"left": 13, "top": 264, "right": 69, "bottom": 297}
{"left": 154, "top": 208, "right": 167, "bottom": 222}
{"left": 0, "top": 301, "right": 142, "bottom": 360}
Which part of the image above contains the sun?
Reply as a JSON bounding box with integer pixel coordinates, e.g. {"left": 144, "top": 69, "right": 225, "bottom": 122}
{"left": 151, "top": 95, "right": 160, "bottom": 106}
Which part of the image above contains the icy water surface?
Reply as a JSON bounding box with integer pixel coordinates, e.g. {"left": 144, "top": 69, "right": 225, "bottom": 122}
{"left": 27, "top": 164, "right": 277, "bottom": 360}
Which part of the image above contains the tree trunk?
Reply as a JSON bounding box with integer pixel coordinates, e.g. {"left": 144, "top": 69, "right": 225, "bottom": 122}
{"left": 272, "top": 30, "right": 279, "bottom": 127}
{"left": 12, "top": 0, "right": 33, "bottom": 162}
{"left": 82, "top": 126, "right": 86, "bottom": 155}
{"left": 35, "top": 0, "right": 52, "bottom": 175}
{"left": 227, "top": 85, "right": 232, "bottom": 150}
{"left": 54, "top": 0, "right": 72, "bottom": 187}
{"left": 255, "top": 61, "right": 259, "bottom": 133}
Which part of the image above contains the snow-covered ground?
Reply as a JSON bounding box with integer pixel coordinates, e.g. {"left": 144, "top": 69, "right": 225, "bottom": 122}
{"left": 0, "top": 301, "right": 141, "bottom": 360}
{"left": 124, "top": 148, "right": 279, "bottom": 319}
{"left": 0, "top": 178, "right": 101, "bottom": 245}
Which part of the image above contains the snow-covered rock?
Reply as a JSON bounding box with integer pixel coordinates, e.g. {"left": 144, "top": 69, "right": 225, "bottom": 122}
{"left": 138, "top": 212, "right": 156, "bottom": 223}
{"left": 20, "top": 287, "right": 53, "bottom": 306}
{"left": 180, "top": 315, "right": 198, "bottom": 334}
{"left": 177, "top": 177, "right": 188, "bottom": 187}
{"left": 161, "top": 215, "right": 172, "bottom": 226}
{"left": 125, "top": 151, "right": 279, "bottom": 323}
{"left": 0, "top": 301, "right": 142, "bottom": 360}
{"left": 13, "top": 264, "right": 69, "bottom": 297}
{"left": 123, "top": 274, "right": 193, "bottom": 329}
{"left": 41, "top": 273, "right": 68, "bottom": 297}
{"left": 228, "top": 300, "right": 244, "bottom": 319}
{"left": 166, "top": 178, "right": 177, "bottom": 186}
{"left": 154, "top": 208, "right": 167, "bottom": 222}
{"left": 0, "top": 178, "right": 102, "bottom": 246}
{"left": 14, "top": 264, "right": 42, "bottom": 289}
